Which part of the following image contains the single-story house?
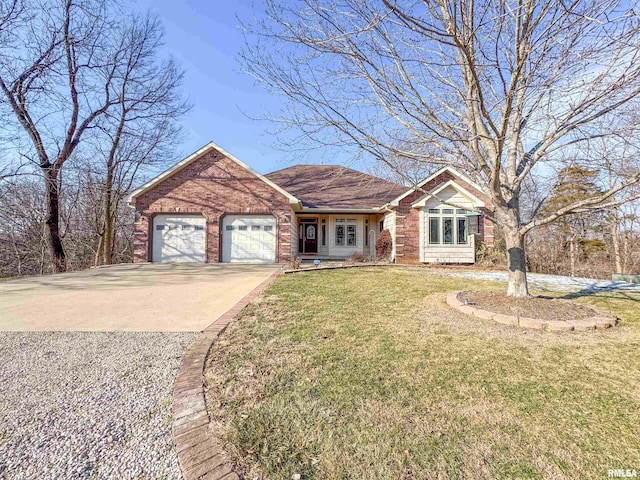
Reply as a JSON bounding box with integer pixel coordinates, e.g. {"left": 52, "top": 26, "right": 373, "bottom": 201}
{"left": 127, "top": 142, "right": 494, "bottom": 264}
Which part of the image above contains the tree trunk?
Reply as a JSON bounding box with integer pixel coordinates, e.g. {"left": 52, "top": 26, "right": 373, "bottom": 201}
{"left": 569, "top": 237, "right": 576, "bottom": 277}
{"left": 101, "top": 111, "right": 124, "bottom": 266}
{"left": 94, "top": 233, "right": 104, "bottom": 267}
{"left": 611, "top": 207, "right": 623, "bottom": 274}
{"left": 504, "top": 228, "right": 530, "bottom": 298}
{"left": 43, "top": 167, "right": 67, "bottom": 273}
{"left": 101, "top": 169, "right": 114, "bottom": 265}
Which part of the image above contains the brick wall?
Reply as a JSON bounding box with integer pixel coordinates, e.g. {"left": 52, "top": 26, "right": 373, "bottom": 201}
{"left": 395, "top": 170, "right": 494, "bottom": 264}
{"left": 133, "top": 148, "right": 293, "bottom": 263}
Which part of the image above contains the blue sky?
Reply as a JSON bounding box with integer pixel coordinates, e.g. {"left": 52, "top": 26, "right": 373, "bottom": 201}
{"left": 134, "top": 0, "right": 342, "bottom": 174}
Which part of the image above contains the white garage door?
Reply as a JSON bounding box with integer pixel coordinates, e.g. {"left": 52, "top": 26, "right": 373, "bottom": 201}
{"left": 152, "top": 215, "right": 206, "bottom": 263}
{"left": 222, "top": 215, "right": 276, "bottom": 263}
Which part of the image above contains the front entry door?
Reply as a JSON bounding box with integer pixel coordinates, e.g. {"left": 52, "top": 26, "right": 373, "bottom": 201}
{"left": 303, "top": 223, "right": 318, "bottom": 253}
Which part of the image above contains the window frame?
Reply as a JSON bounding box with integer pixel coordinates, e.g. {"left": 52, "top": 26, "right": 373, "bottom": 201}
{"left": 364, "top": 219, "right": 369, "bottom": 247}
{"left": 426, "top": 207, "right": 471, "bottom": 246}
{"left": 335, "top": 223, "right": 346, "bottom": 246}
{"left": 428, "top": 217, "right": 440, "bottom": 245}
{"left": 457, "top": 218, "right": 467, "bottom": 244}
{"left": 335, "top": 218, "right": 357, "bottom": 247}
{"left": 443, "top": 217, "right": 454, "bottom": 244}
{"left": 346, "top": 224, "right": 357, "bottom": 246}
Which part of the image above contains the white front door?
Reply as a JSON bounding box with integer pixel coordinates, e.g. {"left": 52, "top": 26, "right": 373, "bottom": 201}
{"left": 152, "top": 215, "right": 206, "bottom": 263}
{"left": 222, "top": 215, "right": 276, "bottom": 263}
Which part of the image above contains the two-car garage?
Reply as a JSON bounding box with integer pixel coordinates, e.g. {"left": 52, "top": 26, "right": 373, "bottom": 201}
{"left": 152, "top": 214, "right": 276, "bottom": 263}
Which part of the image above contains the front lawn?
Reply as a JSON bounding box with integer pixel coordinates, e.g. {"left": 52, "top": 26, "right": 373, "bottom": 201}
{"left": 204, "top": 268, "right": 640, "bottom": 480}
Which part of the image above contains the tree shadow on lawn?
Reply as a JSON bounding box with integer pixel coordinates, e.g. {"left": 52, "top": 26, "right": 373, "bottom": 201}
{"left": 559, "top": 281, "right": 640, "bottom": 303}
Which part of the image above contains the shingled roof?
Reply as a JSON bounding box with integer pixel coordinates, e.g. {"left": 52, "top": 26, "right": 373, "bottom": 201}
{"left": 265, "top": 164, "right": 409, "bottom": 209}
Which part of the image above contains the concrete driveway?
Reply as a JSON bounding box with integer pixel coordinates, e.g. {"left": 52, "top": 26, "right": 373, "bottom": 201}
{"left": 0, "top": 263, "right": 281, "bottom": 332}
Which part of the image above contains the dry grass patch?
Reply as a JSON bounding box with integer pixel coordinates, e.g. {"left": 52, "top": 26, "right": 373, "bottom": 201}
{"left": 204, "top": 268, "right": 640, "bottom": 480}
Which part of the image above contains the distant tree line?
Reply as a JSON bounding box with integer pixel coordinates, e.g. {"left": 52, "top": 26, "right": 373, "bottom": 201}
{"left": 473, "top": 165, "right": 640, "bottom": 279}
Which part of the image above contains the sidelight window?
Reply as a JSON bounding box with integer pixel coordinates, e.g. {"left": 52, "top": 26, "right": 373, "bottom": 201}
{"left": 321, "top": 219, "right": 326, "bottom": 246}
{"left": 364, "top": 219, "right": 369, "bottom": 246}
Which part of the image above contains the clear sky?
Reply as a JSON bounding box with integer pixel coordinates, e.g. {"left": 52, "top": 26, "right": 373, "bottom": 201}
{"left": 134, "top": 0, "right": 346, "bottom": 175}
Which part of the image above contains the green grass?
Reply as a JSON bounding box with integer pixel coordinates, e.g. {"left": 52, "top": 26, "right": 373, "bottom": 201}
{"left": 204, "top": 268, "right": 640, "bottom": 480}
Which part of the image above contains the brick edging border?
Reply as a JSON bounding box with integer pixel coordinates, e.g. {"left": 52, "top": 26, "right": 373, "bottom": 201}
{"left": 172, "top": 269, "right": 282, "bottom": 480}
{"left": 445, "top": 290, "right": 618, "bottom": 331}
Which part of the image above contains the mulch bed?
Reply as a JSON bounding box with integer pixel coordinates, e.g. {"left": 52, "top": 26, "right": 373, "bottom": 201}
{"left": 458, "top": 291, "right": 600, "bottom": 322}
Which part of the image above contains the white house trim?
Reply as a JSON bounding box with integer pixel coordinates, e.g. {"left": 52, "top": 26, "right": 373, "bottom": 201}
{"left": 300, "top": 207, "right": 381, "bottom": 213}
{"left": 410, "top": 180, "right": 485, "bottom": 209}
{"left": 127, "top": 141, "right": 301, "bottom": 206}
{"left": 388, "top": 166, "right": 486, "bottom": 207}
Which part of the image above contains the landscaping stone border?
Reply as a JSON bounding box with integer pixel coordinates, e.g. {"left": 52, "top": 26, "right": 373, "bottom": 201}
{"left": 446, "top": 291, "right": 618, "bottom": 332}
{"left": 172, "top": 269, "right": 282, "bottom": 480}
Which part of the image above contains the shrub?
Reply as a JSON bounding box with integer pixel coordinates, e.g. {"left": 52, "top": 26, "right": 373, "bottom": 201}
{"left": 376, "top": 229, "right": 393, "bottom": 260}
{"left": 346, "top": 251, "right": 366, "bottom": 264}
{"left": 475, "top": 239, "right": 505, "bottom": 267}
{"left": 289, "top": 256, "right": 301, "bottom": 270}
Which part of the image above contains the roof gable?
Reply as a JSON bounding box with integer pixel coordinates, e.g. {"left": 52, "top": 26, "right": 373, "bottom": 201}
{"left": 389, "top": 166, "right": 486, "bottom": 206}
{"left": 411, "top": 180, "right": 485, "bottom": 209}
{"left": 127, "top": 142, "right": 300, "bottom": 206}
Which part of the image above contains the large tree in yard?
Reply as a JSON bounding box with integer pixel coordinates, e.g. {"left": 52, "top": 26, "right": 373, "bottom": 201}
{"left": 242, "top": 0, "right": 640, "bottom": 296}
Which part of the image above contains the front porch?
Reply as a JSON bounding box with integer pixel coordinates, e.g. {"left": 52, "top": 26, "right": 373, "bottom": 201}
{"left": 293, "top": 212, "right": 382, "bottom": 260}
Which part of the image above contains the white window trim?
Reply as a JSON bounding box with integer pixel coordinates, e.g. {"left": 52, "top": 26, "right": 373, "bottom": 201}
{"left": 425, "top": 208, "right": 470, "bottom": 247}
{"left": 334, "top": 218, "right": 357, "bottom": 247}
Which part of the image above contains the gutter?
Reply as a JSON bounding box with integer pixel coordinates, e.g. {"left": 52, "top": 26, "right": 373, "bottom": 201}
{"left": 298, "top": 207, "right": 383, "bottom": 214}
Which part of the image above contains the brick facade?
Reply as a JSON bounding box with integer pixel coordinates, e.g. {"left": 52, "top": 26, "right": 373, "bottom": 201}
{"left": 133, "top": 148, "right": 293, "bottom": 263}
{"left": 395, "top": 170, "right": 494, "bottom": 264}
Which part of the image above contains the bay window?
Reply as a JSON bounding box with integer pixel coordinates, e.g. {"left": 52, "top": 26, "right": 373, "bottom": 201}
{"left": 427, "top": 207, "right": 471, "bottom": 245}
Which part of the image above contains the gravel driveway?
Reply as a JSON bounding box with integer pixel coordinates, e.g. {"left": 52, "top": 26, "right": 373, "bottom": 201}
{"left": 0, "top": 331, "right": 198, "bottom": 480}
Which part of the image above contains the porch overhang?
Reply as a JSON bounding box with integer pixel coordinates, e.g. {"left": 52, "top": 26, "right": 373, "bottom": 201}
{"left": 297, "top": 207, "right": 384, "bottom": 214}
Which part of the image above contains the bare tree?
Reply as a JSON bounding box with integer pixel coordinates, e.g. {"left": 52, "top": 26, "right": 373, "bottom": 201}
{"left": 0, "top": 0, "right": 131, "bottom": 272}
{"left": 242, "top": 0, "right": 640, "bottom": 296}
{"left": 601, "top": 141, "right": 640, "bottom": 275}
{"left": 367, "top": 145, "right": 440, "bottom": 185}
{"left": 88, "top": 14, "right": 189, "bottom": 265}
{"left": 0, "top": 176, "right": 49, "bottom": 277}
